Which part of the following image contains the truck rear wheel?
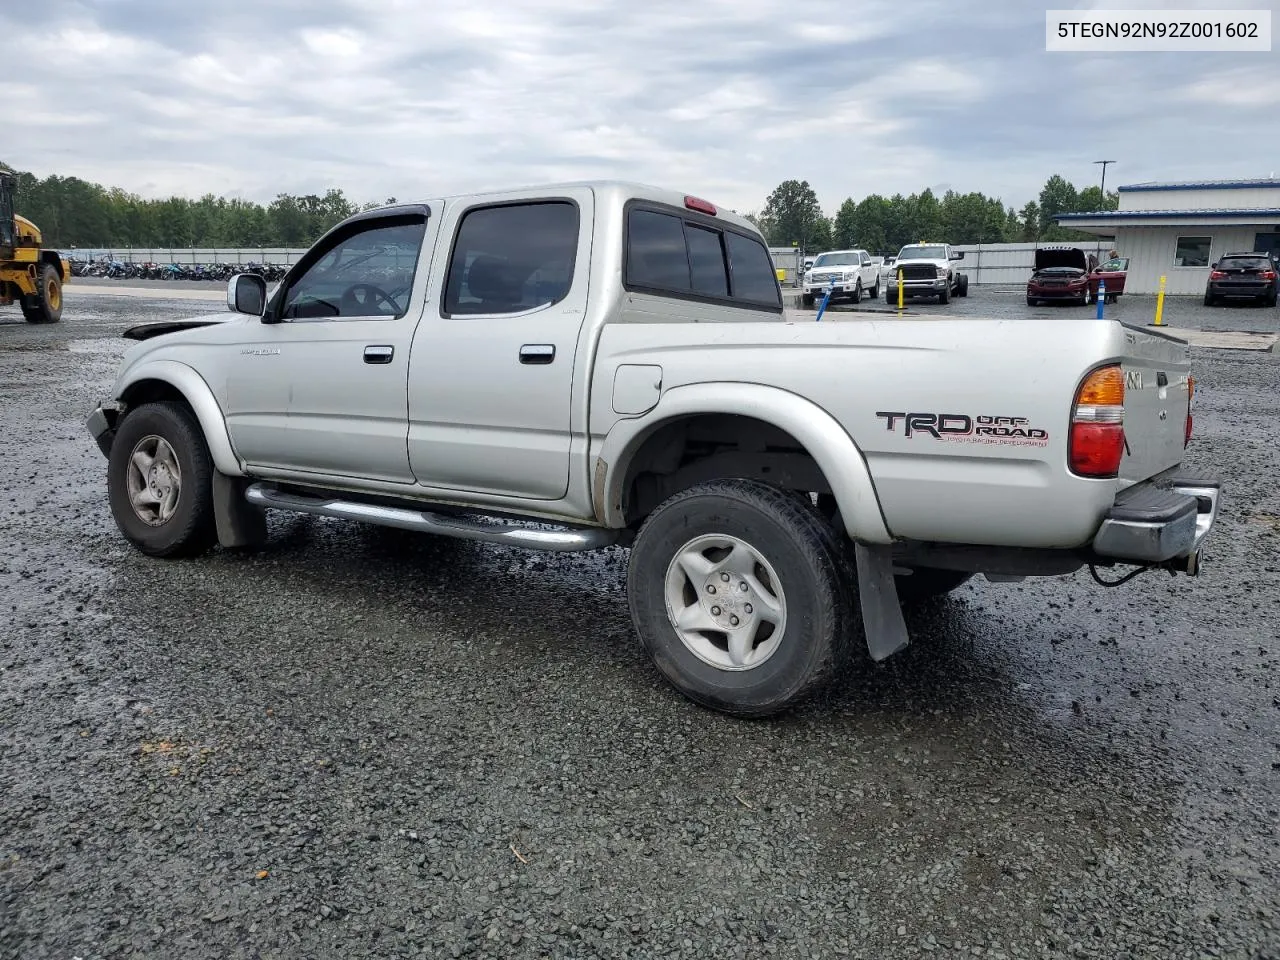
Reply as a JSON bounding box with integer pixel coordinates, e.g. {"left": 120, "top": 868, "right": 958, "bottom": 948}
{"left": 107, "top": 401, "right": 217, "bottom": 558}
{"left": 627, "top": 479, "right": 853, "bottom": 717}
{"left": 21, "top": 263, "right": 62, "bottom": 324}
{"left": 956, "top": 276, "right": 968, "bottom": 297}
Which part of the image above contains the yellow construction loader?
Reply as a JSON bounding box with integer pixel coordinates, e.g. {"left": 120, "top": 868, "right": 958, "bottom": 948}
{"left": 0, "top": 171, "right": 67, "bottom": 324}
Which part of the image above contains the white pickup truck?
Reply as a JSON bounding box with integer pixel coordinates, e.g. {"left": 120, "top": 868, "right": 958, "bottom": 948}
{"left": 87, "top": 180, "right": 1220, "bottom": 717}
{"left": 885, "top": 242, "right": 969, "bottom": 303}
{"left": 801, "top": 248, "right": 882, "bottom": 307}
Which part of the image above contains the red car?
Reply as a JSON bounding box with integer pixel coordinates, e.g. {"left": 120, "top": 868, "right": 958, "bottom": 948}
{"left": 1026, "top": 246, "right": 1098, "bottom": 306}
{"left": 1089, "top": 256, "right": 1128, "bottom": 303}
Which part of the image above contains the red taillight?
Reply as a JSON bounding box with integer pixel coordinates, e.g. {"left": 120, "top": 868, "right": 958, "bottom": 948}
{"left": 1210, "top": 270, "right": 1226, "bottom": 280}
{"left": 1185, "top": 375, "right": 1195, "bottom": 447}
{"left": 684, "top": 195, "right": 717, "bottom": 216}
{"left": 1262, "top": 270, "right": 1277, "bottom": 281}
{"left": 1069, "top": 364, "right": 1125, "bottom": 478}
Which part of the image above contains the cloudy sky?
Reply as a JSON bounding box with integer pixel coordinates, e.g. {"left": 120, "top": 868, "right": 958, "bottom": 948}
{"left": 3, "top": 0, "right": 1277, "bottom": 216}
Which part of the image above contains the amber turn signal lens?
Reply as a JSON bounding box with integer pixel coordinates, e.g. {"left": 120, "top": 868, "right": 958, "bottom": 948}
{"left": 1075, "top": 365, "right": 1124, "bottom": 407}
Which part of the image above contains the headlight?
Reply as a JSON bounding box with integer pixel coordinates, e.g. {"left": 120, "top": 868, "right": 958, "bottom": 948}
{"left": 804, "top": 271, "right": 812, "bottom": 282}
{"left": 936, "top": 266, "right": 948, "bottom": 278}
{"left": 844, "top": 270, "right": 860, "bottom": 281}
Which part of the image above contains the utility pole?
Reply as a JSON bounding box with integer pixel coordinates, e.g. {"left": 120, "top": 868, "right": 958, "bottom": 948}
{"left": 1093, "top": 160, "right": 1116, "bottom": 207}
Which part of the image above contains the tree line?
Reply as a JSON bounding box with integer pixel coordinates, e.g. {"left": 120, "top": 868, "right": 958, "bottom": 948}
{"left": 1, "top": 160, "right": 391, "bottom": 249}
{"left": 4, "top": 157, "right": 1116, "bottom": 253}
{"left": 751, "top": 174, "right": 1118, "bottom": 255}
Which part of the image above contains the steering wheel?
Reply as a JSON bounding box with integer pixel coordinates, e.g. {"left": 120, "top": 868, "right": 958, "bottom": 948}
{"left": 339, "top": 283, "right": 398, "bottom": 315}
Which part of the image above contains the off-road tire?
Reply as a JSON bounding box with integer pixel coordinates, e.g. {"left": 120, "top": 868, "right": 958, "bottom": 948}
{"left": 108, "top": 401, "right": 217, "bottom": 558}
{"left": 628, "top": 479, "right": 854, "bottom": 717}
{"left": 957, "top": 276, "right": 969, "bottom": 297}
{"left": 895, "top": 567, "right": 974, "bottom": 604}
{"left": 21, "top": 263, "right": 62, "bottom": 324}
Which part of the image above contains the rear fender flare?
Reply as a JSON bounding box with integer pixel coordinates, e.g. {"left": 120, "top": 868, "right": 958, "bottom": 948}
{"left": 116, "top": 360, "right": 244, "bottom": 477}
{"left": 597, "top": 382, "right": 892, "bottom": 544}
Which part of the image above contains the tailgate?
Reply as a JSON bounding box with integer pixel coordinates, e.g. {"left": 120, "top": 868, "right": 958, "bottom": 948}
{"left": 1117, "top": 324, "right": 1192, "bottom": 483}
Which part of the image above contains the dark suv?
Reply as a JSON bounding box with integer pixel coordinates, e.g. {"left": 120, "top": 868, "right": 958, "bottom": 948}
{"left": 1204, "top": 252, "right": 1278, "bottom": 307}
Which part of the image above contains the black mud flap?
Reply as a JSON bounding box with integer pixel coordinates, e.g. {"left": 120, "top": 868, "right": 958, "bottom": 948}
{"left": 212, "top": 471, "right": 268, "bottom": 549}
{"left": 854, "top": 542, "right": 910, "bottom": 661}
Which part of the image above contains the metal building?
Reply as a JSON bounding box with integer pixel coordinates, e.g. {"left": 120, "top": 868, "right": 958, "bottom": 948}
{"left": 1055, "top": 178, "right": 1280, "bottom": 295}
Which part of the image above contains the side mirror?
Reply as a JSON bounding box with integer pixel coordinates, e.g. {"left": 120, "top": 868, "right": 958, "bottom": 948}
{"left": 949, "top": 250, "right": 964, "bottom": 260}
{"left": 228, "top": 274, "right": 267, "bottom": 316}
{"left": 1209, "top": 261, "right": 1218, "bottom": 270}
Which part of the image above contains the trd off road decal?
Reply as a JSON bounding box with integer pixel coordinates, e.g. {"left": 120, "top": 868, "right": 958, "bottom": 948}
{"left": 875, "top": 412, "right": 1049, "bottom": 446}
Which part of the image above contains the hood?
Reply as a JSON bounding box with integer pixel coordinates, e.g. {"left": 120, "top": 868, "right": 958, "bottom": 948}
{"left": 122, "top": 311, "right": 240, "bottom": 341}
{"left": 1033, "top": 247, "right": 1088, "bottom": 273}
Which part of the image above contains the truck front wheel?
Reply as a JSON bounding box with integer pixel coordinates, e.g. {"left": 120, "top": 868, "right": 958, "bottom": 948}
{"left": 938, "top": 283, "right": 950, "bottom": 304}
{"left": 21, "top": 263, "right": 63, "bottom": 324}
{"left": 107, "top": 401, "right": 217, "bottom": 558}
{"left": 627, "top": 479, "right": 853, "bottom": 717}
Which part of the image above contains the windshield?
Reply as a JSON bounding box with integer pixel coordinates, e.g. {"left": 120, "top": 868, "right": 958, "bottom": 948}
{"left": 898, "top": 245, "right": 947, "bottom": 260}
{"left": 812, "top": 252, "right": 861, "bottom": 267}
{"left": 1219, "top": 256, "right": 1270, "bottom": 270}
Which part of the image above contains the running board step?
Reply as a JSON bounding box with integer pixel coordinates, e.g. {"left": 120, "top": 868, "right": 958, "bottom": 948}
{"left": 244, "top": 483, "right": 619, "bottom": 553}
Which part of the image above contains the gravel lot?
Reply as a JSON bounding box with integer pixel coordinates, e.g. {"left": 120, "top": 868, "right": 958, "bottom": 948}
{"left": 2, "top": 286, "right": 1278, "bottom": 960}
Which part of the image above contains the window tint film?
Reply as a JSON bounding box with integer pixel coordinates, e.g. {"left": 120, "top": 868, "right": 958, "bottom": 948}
{"left": 685, "top": 223, "right": 728, "bottom": 297}
{"left": 281, "top": 219, "right": 426, "bottom": 320}
{"left": 726, "top": 232, "right": 781, "bottom": 306}
{"left": 627, "top": 210, "right": 690, "bottom": 291}
{"left": 444, "top": 201, "right": 579, "bottom": 316}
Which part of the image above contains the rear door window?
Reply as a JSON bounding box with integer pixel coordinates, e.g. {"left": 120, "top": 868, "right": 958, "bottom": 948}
{"left": 443, "top": 201, "right": 579, "bottom": 316}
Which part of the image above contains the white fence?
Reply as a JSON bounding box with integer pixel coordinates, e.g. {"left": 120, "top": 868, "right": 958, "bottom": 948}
{"left": 950, "top": 241, "right": 1115, "bottom": 285}
{"left": 67, "top": 240, "right": 1116, "bottom": 286}
{"left": 67, "top": 247, "right": 309, "bottom": 266}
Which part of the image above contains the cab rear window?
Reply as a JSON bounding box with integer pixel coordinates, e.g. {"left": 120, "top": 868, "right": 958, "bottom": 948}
{"left": 625, "top": 205, "right": 781, "bottom": 310}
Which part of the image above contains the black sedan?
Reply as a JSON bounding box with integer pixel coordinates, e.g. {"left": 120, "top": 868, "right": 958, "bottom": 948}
{"left": 1204, "top": 252, "right": 1278, "bottom": 306}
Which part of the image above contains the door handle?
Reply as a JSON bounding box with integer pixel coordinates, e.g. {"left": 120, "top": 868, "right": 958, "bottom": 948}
{"left": 519, "top": 344, "right": 555, "bottom": 365}
{"left": 364, "top": 345, "right": 394, "bottom": 364}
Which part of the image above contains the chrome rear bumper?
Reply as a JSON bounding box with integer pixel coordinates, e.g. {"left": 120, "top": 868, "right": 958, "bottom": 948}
{"left": 1092, "top": 473, "right": 1221, "bottom": 573}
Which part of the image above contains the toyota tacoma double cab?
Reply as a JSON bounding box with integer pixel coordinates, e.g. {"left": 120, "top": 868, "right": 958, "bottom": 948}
{"left": 885, "top": 242, "right": 969, "bottom": 303}
{"left": 87, "top": 180, "right": 1220, "bottom": 717}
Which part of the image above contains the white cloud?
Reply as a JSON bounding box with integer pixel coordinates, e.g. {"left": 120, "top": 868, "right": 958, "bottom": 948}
{"left": 0, "top": 0, "right": 1276, "bottom": 221}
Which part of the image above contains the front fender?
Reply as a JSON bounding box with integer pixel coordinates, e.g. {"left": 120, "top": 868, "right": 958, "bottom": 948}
{"left": 114, "top": 359, "right": 243, "bottom": 477}
{"left": 597, "top": 382, "right": 892, "bottom": 544}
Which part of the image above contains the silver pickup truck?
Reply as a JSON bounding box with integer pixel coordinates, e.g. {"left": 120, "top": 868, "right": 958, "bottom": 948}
{"left": 87, "top": 180, "right": 1220, "bottom": 717}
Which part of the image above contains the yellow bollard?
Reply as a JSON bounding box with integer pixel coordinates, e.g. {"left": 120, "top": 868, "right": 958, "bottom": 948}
{"left": 897, "top": 269, "right": 904, "bottom": 311}
{"left": 1152, "top": 275, "right": 1167, "bottom": 326}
